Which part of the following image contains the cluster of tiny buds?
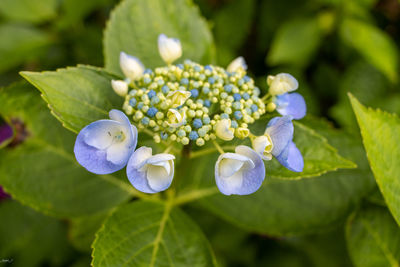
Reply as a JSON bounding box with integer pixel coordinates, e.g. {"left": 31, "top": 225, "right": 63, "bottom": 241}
{"left": 75, "top": 34, "right": 306, "bottom": 196}
{"left": 121, "top": 59, "right": 266, "bottom": 146}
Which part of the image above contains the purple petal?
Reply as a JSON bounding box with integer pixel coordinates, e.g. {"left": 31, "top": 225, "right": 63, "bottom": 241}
{"left": 0, "top": 186, "right": 10, "bottom": 199}
{"left": 275, "top": 93, "right": 306, "bottom": 120}
{"left": 276, "top": 142, "right": 304, "bottom": 172}
{"left": 0, "top": 123, "right": 13, "bottom": 145}
{"left": 265, "top": 116, "right": 294, "bottom": 157}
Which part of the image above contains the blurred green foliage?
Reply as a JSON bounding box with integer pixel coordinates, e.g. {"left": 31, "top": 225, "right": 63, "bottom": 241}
{"left": 1, "top": 0, "right": 400, "bottom": 266}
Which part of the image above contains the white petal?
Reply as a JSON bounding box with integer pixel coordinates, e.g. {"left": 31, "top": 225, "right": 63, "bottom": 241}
{"left": 252, "top": 136, "right": 268, "bottom": 154}
{"left": 221, "top": 170, "right": 244, "bottom": 190}
{"left": 227, "top": 56, "right": 247, "bottom": 72}
{"left": 106, "top": 141, "right": 131, "bottom": 165}
{"left": 147, "top": 159, "right": 174, "bottom": 192}
{"left": 130, "top": 146, "right": 153, "bottom": 170}
{"left": 111, "top": 80, "right": 128, "bottom": 97}
{"left": 119, "top": 52, "right": 145, "bottom": 80}
{"left": 83, "top": 120, "right": 122, "bottom": 150}
{"left": 158, "top": 34, "right": 182, "bottom": 64}
{"left": 268, "top": 73, "right": 299, "bottom": 96}
{"left": 220, "top": 158, "right": 245, "bottom": 177}
{"left": 109, "top": 109, "right": 131, "bottom": 127}
{"left": 215, "top": 119, "right": 234, "bottom": 141}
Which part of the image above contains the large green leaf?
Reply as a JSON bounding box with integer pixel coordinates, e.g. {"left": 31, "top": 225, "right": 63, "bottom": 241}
{"left": 92, "top": 200, "right": 218, "bottom": 267}
{"left": 330, "top": 60, "right": 390, "bottom": 132}
{"left": 346, "top": 205, "right": 400, "bottom": 267}
{"left": 175, "top": 118, "right": 374, "bottom": 235}
{"left": 0, "top": 200, "right": 73, "bottom": 267}
{"left": 103, "top": 0, "right": 215, "bottom": 75}
{"left": 21, "top": 65, "right": 122, "bottom": 133}
{"left": 0, "top": 0, "right": 58, "bottom": 23}
{"left": 0, "top": 23, "right": 51, "bottom": 73}
{"left": 350, "top": 95, "right": 400, "bottom": 226}
{"left": 340, "top": 18, "right": 398, "bottom": 82}
{"left": 267, "top": 17, "right": 322, "bottom": 67}
{"left": 0, "top": 82, "right": 136, "bottom": 218}
{"left": 266, "top": 121, "right": 356, "bottom": 179}
{"left": 68, "top": 212, "right": 109, "bottom": 252}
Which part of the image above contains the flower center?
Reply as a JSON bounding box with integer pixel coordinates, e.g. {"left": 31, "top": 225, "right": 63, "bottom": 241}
{"left": 122, "top": 60, "right": 266, "bottom": 146}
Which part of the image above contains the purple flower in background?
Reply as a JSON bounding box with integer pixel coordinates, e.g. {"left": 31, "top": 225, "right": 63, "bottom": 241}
{"left": 0, "top": 123, "right": 13, "bottom": 146}
{"left": 274, "top": 93, "right": 306, "bottom": 120}
{"left": 0, "top": 186, "right": 9, "bottom": 199}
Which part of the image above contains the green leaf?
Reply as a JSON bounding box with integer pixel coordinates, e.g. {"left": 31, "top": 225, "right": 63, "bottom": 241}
{"left": 0, "top": 23, "right": 51, "bottom": 73}
{"left": 21, "top": 65, "right": 122, "bottom": 133}
{"left": 213, "top": 0, "right": 255, "bottom": 65}
{"left": 92, "top": 200, "right": 218, "bottom": 267}
{"left": 349, "top": 94, "right": 400, "bottom": 226}
{"left": 346, "top": 205, "right": 400, "bottom": 267}
{"left": 266, "top": 121, "right": 356, "bottom": 179}
{"left": 175, "top": 119, "right": 374, "bottom": 235}
{"left": 0, "top": 200, "right": 73, "bottom": 267}
{"left": 0, "top": 81, "right": 135, "bottom": 217}
{"left": 330, "top": 60, "right": 389, "bottom": 132}
{"left": 68, "top": 212, "right": 109, "bottom": 252}
{"left": 340, "top": 18, "right": 398, "bottom": 82}
{"left": 267, "top": 17, "right": 322, "bottom": 67}
{"left": 103, "top": 0, "right": 215, "bottom": 75}
{"left": 58, "top": 0, "right": 112, "bottom": 28}
{"left": 0, "top": 0, "right": 58, "bottom": 23}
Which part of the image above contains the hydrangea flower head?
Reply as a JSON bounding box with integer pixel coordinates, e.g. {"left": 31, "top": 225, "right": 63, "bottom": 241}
{"left": 74, "top": 35, "right": 307, "bottom": 195}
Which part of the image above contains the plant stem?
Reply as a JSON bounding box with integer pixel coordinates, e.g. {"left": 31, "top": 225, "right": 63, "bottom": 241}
{"left": 173, "top": 187, "right": 219, "bottom": 205}
{"left": 189, "top": 145, "right": 236, "bottom": 158}
{"left": 212, "top": 140, "right": 225, "bottom": 154}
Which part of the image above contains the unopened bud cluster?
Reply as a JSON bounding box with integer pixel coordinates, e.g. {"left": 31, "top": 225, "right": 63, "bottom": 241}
{"left": 122, "top": 60, "right": 266, "bottom": 146}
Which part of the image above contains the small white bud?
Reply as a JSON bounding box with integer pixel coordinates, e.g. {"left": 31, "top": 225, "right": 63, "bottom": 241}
{"left": 267, "top": 73, "right": 298, "bottom": 96}
{"left": 111, "top": 80, "right": 128, "bottom": 97}
{"left": 215, "top": 119, "right": 234, "bottom": 141}
{"left": 158, "top": 34, "right": 182, "bottom": 64}
{"left": 119, "top": 52, "right": 145, "bottom": 80}
{"left": 227, "top": 56, "right": 247, "bottom": 72}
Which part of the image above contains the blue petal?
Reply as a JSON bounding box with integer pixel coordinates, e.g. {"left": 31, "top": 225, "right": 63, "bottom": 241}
{"left": 74, "top": 125, "right": 127, "bottom": 174}
{"left": 215, "top": 146, "right": 265, "bottom": 196}
{"left": 126, "top": 147, "right": 155, "bottom": 193}
{"left": 265, "top": 116, "right": 294, "bottom": 157}
{"left": 275, "top": 93, "right": 306, "bottom": 120}
{"left": 126, "top": 167, "right": 155, "bottom": 194}
{"left": 74, "top": 110, "right": 137, "bottom": 174}
{"left": 276, "top": 142, "right": 304, "bottom": 172}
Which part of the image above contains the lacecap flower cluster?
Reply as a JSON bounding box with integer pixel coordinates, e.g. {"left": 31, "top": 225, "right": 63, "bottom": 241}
{"left": 74, "top": 34, "right": 307, "bottom": 196}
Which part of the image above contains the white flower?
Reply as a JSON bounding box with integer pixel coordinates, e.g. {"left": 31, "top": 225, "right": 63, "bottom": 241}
{"left": 252, "top": 134, "right": 273, "bottom": 160}
{"left": 267, "top": 73, "right": 298, "bottom": 96}
{"left": 158, "top": 34, "right": 182, "bottom": 64}
{"left": 127, "top": 146, "right": 175, "bottom": 193}
{"left": 227, "top": 56, "right": 247, "bottom": 73}
{"left": 215, "top": 146, "right": 265, "bottom": 195}
{"left": 167, "top": 90, "right": 191, "bottom": 108}
{"left": 215, "top": 119, "right": 234, "bottom": 141}
{"left": 111, "top": 80, "right": 128, "bottom": 97}
{"left": 167, "top": 109, "right": 186, "bottom": 127}
{"left": 119, "top": 52, "right": 145, "bottom": 80}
